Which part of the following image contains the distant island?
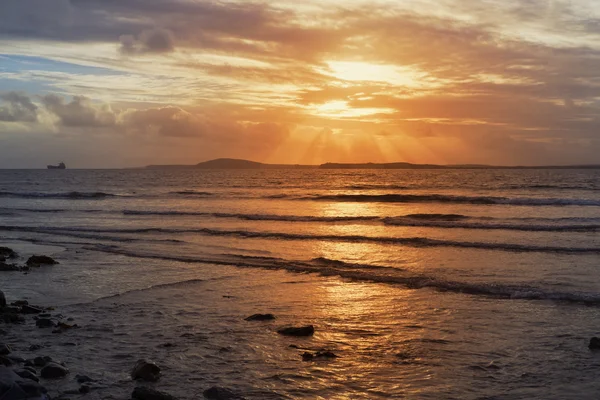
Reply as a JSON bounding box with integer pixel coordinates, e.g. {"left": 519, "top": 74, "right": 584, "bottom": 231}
{"left": 143, "top": 158, "right": 600, "bottom": 170}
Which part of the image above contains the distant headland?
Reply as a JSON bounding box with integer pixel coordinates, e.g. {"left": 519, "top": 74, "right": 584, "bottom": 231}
{"left": 142, "top": 158, "right": 600, "bottom": 170}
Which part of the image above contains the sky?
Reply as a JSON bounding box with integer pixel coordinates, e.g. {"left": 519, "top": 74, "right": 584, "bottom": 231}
{"left": 2, "top": 0, "right": 600, "bottom": 168}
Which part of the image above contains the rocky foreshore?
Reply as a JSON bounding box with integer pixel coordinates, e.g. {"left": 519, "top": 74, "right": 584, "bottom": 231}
{"left": 0, "top": 245, "right": 338, "bottom": 400}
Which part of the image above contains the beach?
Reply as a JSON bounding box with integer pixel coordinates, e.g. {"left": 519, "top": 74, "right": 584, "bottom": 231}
{"left": 1, "top": 168, "right": 600, "bottom": 399}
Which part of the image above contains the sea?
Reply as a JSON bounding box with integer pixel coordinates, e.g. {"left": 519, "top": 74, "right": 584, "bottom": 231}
{"left": 1, "top": 168, "right": 600, "bottom": 399}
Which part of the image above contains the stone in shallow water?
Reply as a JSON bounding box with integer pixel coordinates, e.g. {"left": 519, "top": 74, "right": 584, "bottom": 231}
{"left": 277, "top": 325, "right": 315, "bottom": 337}
{"left": 15, "top": 369, "right": 38, "bottom": 382}
{"left": 203, "top": 386, "right": 245, "bottom": 400}
{"left": 589, "top": 337, "right": 600, "bottom": 349}
{"left": 301, "top": 350, "right": 338, "bottom": 361}
{"left": 21, "top": 305, "right": 43, "bottom": 315}
{"left": 36, "top": 319, "right": 55, "bottom": 329}
{"left": 132, "top": 386, "right": 178, "bottom": 400}
{"left": 0, "top": 366, "right": 46, "bottom": 400}
{"left": 26, "top": 256, "right": 58, "bottom": 267}
{"left": 0, "top": 247, "right": 16, "bottom": 259}
{"left": 244, "top": 313, "right": 276, "bottom": 321}
{"left": 131, "top": 360, "right": 161, "bottom": 382}
{"left": 0, "top": 344, "right": 10, "bottom": 356}
{"left": 40, "top": 362, "right": 69, "bottom": 379}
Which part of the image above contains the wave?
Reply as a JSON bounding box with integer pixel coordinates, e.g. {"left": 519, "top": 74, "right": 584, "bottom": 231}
{"left": 123, "top": 210, "right": 379, "bottom": 223}
{"left": 305, "top": 194, "right": 600, "bottom": 206}
{"left": 170, "top": 191, "right": 214, "bottom": 197}
{"left": 0, "top": 191, "right": 119, "bottom": 200}
{"left": 383, "top": 216, "right": 600, "bottom": 232}
{"left": 84, "top": 247, "right": 600, "bottom": 306}
{"left": 6, "top": 225, "right": 599, "bottom": 254}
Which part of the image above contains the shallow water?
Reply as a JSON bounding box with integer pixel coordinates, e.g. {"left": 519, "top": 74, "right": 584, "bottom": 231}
{"left": 1, "top": 169, "right": 600, "bottom": 399}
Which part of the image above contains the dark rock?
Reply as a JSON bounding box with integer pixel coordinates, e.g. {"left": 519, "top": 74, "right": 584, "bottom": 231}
{"left": 0, "top": 247, "right": 16, "bottom": 258}
{"left": 0, "top": 345, "right": 10, "bottom": 356}
{"left": 590, "top": 337, "right": 600, "bottom": 349}
{"left": 0, "top": 263, "right": 20, "bottom": 272}
{"left": 20, "top": 305, "right": 43, "bottom": 315}
{"left": 301, "top": 350, "right": 338, "bottom": 361}
{"left": 277, "top": 325, "right": 315, "bottom": 337}
{"left": 7, "top": 355, "right": 25, "bottom": 364}
{"left": 76, "top": 374, "right": 94, "bottom": 384}
{"left": 36, "top": 318, "right": 55, "bottom": 328}
{"left": 0, "top": 356, "right": 12, "bottom": 366}
{"left": 0, "top": 366, "right": 46, "bottom": 399}
{"left": 79, "top": 384, "right": 91, "bottom": 394}
{"left": 26, "top": 255, "right": 58, "bottom": 266}
{"left": 132, "top": 386, "right": 179, "bottom": 400}
{"left": 203, "top": 386, "right": 244, "bottom": 400}
{"left": 0, "top": 292, "right": 5, "bottom": 308}
{"left": 23, "top": 367, "right": 37, "bottom": 374}
{"left": 15, "top": 369, "right": 39, "bottom": 382}
{"left": 33, "top": 356, "right": 53, "bottom": 367}
{"left": 158, "top": 343, "right": 175, "bottom": 348}
{"left": 244, "top": 313, "right": 276, "bottom": 322}
{"left": 29, "top": 344, "right": 43, "bottom": 351}
{"left": 10, "top": 300, "right": 28, "bottom": 307}
{"left": 41, "top": 362, "right": 69, "bottom": 379}
{"left": 131, "top": 360, "right": 160, "bottom": 382}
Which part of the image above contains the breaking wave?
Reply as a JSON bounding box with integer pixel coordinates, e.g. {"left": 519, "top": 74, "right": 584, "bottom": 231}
{"left": 4, "top": 225, "right": 600, "bottom": 254}
{"left": 305, "top": 194, "right": 600, "bottom": 206}
{"left": 84, "top": 247, "right": 600, "bottom": 306}
{"left": 0, "top": 191, "right": 120, "bottom": 199}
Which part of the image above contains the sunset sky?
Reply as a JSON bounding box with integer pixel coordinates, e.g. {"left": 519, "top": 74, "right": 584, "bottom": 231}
{"left": 2, "top": 0, "right": 600, "bottom": 167}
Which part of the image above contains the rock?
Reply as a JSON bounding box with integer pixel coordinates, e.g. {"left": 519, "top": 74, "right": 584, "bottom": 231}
{"left": 15, "top": 369, "right": 38, "bottom": 382}
{"left": 0, "top": 345, "right": 10, "bottom": 356}
{"left": 301, "top": 350, "right": 338, "bottom": 361}
{"left": 0, "top": 263, "right": 20, "bottom": 272}
{"left": 10, "top": 300, "right": 28, "bottom": 307}
{"left": 589, "top": 337, "right": 600, "bottom": 349}
{"left": 76, "top": 374, "right": 94, "bottom": 384}
{"left": 203, "top": 386, "right": 243, "bottom": 400}
{"left": 131, "top": 360, "right": 160, "bottom": 382}
{"left": 40, "top": 362, "right": 69, "bottom": 379}
{"left": 0, "top": 356, "right": 12, "bottom": 366}
{"left": 0, "top": 247, "right": 16, "bottom": 258}
{"left": 33, "top": 356, "right": 53, "bottom": 367}
{"left": 20, "top": 305, "right": 43, "bottom": 315}
{"left": 0, "top": 366, "right": 46, "bottom": 400}
{"left": 29, "top": 344, "right": 43, "bottom": 351}
{"left": 36, "top": 318, "right": 55, "bottom": 328}
{"left": 79, "top": 384, "right": 91, "bottom": 394}
{"left": 132, "top": 386, "right": 179, "bottom": 400}
{"left": 7, "top": 355, "right": 24, "bottom": 364}
{"left": 0, "top": 292, "right": 5, "bottom": 308}
{"left": 244, "top": 313, "right": 276, "bottom": 321}
{"left": 277, "top": 325, "right": 315, "bottom": 337}
{"left": 26, "top": 255, "right": 58, "bottom": 267}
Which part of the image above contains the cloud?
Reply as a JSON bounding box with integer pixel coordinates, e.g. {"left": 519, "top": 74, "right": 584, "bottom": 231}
{"left": 0, "top": 92, "right": 38, "bottom": 122}
{"left": 119, "top": 28, "right": 175, "bottom": 55}
{"left": 41, "top": 95, "right": 117, "bottom": 127}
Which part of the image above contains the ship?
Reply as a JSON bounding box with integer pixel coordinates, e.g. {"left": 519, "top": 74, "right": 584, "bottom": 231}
{"left": 47, "top": 162, "right": 66, "bottom": 170}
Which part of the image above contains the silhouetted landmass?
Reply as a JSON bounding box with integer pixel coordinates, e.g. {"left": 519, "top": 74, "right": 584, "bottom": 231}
{"left": 144, "top": 158, "right": 600, "bottom": 170}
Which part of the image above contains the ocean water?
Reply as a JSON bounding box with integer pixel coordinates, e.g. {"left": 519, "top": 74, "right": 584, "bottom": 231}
{"left": 1, "top": 168, "right": 600, "bottom": 399}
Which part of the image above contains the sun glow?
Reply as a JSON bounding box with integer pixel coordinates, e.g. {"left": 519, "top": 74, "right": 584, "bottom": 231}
{"left": 311, "top": 100, "right": 395, "bottom": 118}
{"left": 325, "top": 61, "right": 428, "bottom": 87}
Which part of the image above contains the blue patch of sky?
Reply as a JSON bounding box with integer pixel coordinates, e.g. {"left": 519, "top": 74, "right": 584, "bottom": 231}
{"left": 0, "top": 54, "right": 124, "bottom": 77}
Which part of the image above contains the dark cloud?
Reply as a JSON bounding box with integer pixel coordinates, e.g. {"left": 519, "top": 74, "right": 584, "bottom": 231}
{"left": 41, "top": 95, "right": 117, "bottom": 127}
{"left": 119, "top": 28, "right": 175, "bottom": 55}
{"left": 0, "top": 92, "right": 38, "bottom": 122}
